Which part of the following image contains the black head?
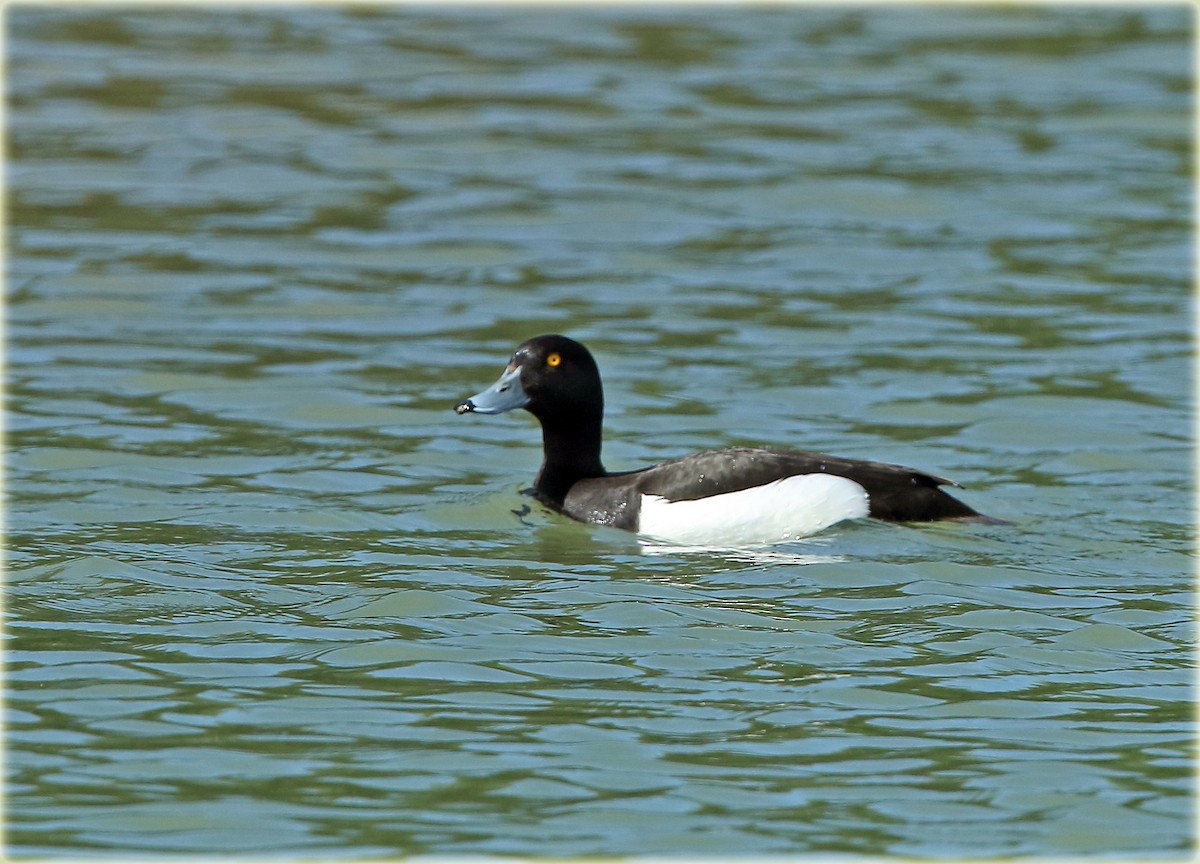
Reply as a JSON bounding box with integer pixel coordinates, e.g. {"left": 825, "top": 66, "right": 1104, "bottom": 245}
{"left": 455, "top": 334, "right": 603, "bottom": 421}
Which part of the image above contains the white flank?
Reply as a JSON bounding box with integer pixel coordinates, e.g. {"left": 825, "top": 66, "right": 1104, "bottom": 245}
{"left": 638, "top": 473, "right": 870, "bottom": 547}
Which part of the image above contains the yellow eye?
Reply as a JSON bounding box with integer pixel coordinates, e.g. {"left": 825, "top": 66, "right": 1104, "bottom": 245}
{"left": 546, "top": 352, "right": 562, "bottom": 368}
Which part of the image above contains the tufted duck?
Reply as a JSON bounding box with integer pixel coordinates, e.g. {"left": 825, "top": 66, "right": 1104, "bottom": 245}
{"left": 455, "top": 334, "right": 997, "bottom": 545}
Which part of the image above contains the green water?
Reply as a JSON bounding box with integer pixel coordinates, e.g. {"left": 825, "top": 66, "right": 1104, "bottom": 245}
{"left": 6, "top": 4, "right": 1193, "bottom": 858}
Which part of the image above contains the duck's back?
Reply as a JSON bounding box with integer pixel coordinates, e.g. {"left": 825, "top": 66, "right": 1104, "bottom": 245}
{"left": 557, "top": 446, "right": 986, "bottom": 537}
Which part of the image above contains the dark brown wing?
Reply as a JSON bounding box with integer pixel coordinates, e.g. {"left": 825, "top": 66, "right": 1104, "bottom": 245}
{"left": 633, "top": 447, "right": 986, "bottom": 522}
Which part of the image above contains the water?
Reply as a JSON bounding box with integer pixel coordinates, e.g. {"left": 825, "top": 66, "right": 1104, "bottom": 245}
{"left": 6, "top": 4, "right": 1193, "bottom": 858}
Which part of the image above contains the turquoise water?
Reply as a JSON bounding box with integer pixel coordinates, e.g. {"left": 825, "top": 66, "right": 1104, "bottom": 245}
{"left": 6, "top": 5, "right": 1194, "bottom": 858}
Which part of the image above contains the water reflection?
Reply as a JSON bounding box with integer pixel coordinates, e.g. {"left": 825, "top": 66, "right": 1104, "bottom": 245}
{"left": 638, "top": 540, "right": 847, "bottom": 566}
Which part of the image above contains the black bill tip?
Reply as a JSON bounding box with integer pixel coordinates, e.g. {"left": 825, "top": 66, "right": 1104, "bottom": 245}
{"left": 454, "top": 400, "right": 475, "bottom": 415}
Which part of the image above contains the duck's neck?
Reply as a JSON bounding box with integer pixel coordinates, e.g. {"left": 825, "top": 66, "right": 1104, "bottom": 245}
{"left": 532, "top": 407, "right": 605, "bottom": 506}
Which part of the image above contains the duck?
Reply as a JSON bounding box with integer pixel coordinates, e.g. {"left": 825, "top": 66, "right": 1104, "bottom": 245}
{"left": 455, "top": 334, "right": 997, "bottom": 546}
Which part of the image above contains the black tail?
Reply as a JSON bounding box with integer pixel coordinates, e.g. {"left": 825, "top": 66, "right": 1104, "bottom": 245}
{"left": 865, "top": 477, "right": 1005, "bottom": 524}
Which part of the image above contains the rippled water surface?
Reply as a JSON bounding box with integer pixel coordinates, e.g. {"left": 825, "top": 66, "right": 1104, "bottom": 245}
{"left": 6, "top": 5, "right": 1194, "bottom": 859}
